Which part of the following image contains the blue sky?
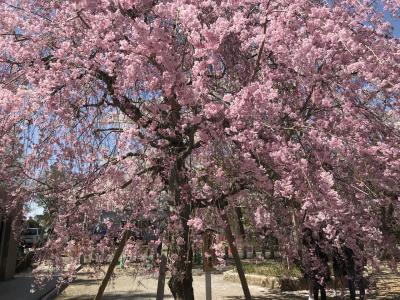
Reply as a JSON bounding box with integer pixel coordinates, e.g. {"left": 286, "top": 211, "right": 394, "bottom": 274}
{"left": 386, "top": 14, "right": 400, "bottom": 37}
{"left": 377, "top": 1, "right": 400, "bottom": 37}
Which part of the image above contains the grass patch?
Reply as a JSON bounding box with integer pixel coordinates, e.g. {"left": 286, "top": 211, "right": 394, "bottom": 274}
{"left": 238, "top": 260, "right": 302, "bottom": 278}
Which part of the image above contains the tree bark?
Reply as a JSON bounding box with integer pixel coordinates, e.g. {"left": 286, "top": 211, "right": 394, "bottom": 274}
{"left": 166, "top": 157, "right": 195, "bottom": 300}
{"left": 168, "top": 205, "right": 194, "bottom": 300}
{"left": 220, "top": 210, "right": 252, "bottom": 300}
{"left": 94, "top": 230, "right": 130, "bottom": 300}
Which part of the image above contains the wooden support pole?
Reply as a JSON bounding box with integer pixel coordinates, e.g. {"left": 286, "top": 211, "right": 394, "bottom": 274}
{"left": 205, "top": 271, "right": 212, "bottom": 300}
{"left": 220, "top": 210, "right": 252, "bottom": 300}
{"left": 94, "top": 230, "right": 130, "bottom": 300}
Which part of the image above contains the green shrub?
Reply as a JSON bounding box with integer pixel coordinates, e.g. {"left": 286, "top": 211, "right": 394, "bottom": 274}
{"left": 238, "top": 260, "right": 302, "bottom": 278}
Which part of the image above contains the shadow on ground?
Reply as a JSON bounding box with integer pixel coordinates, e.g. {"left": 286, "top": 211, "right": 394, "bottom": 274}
{"left": 224, "top": 294, "right": 305, "bottom": 300}
{"left": 375, "top": 295, "right": 400, "bottom": 300}
{"left": 0, "top": 270, "right": 58, "bottom": 300}
{"left": 60, "top": 292, "right": 173, "bottom": 300}
{"left": 71, "top": 278, "right": 101, "bottom": 286}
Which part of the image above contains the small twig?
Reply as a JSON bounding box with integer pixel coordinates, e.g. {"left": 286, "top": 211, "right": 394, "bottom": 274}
{"left": 77, "top": 11, "right": 91, "bottom": 29}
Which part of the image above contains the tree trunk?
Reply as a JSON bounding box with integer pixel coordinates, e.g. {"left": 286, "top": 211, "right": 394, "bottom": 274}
{"left": 0, "top": 216, "right": 17, "bottom": 281}
{"left": 235, "top": 207, "right": 247, "bottom": 259}
{"left": 224, "top": 245, "right": 229, "bottom": 259}
{"left": 252, "top": 244, "right": 256, "bottom": 258}
{"left": 220, "top": 210, "right": 252, "bottom": 300}
{"left": 168, "top": 205, "right": 194, "bottom": 300}
{"left": 242, "top": 246, "right": 248, "bottom": 259}
{"left": 308, "top": 279, "right": 314, "bottom": 300}
{"left": 194, "top": 247, "right": 202, "bottom": 265}
{"left": 269, "top": 236, "right": 275, "bottom": 259}
{"left": 261, "top": 243, "right": 266, "bottom": 259}
{"left": 167, "top": 154, "right": 195, "bottom": 300}
{"left": 156, "top": 254, "right": 167, "bottom": 300}
{"left": 94, "top": 230, "right": 130, "bottom": 300}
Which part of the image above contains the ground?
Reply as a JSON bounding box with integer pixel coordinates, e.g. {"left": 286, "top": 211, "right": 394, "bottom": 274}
{"left": 56, "top": 265, "right": 400, "bottom": 300}
{"left": 0, "top": 267, "right": 59, "bottom": 300}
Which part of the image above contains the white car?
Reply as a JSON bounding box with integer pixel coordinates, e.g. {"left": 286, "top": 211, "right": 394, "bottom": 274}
{"left": 21, "top": 228, "right": 44, "bottom": 248}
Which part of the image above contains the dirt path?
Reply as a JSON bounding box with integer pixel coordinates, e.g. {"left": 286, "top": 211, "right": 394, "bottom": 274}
{"left": 57, "top": 266, "right": 400, "bottom": 300}
{"left": 371, "top": 269, "right": 400, "bottom": 300}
